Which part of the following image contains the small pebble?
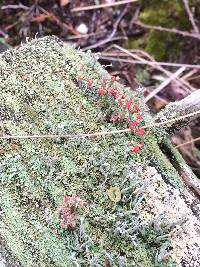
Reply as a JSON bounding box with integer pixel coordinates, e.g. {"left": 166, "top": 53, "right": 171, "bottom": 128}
{"left": 76, "top": 24, "right": 88, "bottom": 34}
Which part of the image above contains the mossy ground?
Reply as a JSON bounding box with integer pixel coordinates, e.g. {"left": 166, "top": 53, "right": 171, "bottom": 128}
{"left": 128, "top": 0, "right": 198, "bottom": 61}
{"left": 0, "top": 37, "right": 177, "bottom": 266}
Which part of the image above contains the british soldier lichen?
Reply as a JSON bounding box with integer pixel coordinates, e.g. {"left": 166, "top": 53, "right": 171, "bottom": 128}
{"left": 0, "top": 36, "right": 184, "bottom": 267}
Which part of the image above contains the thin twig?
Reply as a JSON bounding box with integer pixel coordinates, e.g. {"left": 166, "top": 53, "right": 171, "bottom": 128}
{"left": 0, "top": 29, "right": 8, "bottom": 39}
{"left": 128, "top": 48, "right": 194, "bottom": 91}
{"left": 82, "top": 5, "right": 128, "bottom": 51}
{"left": 100, "top": 53, "right": 200, "bottom": 69}
{"left": 145, "top": 87, "right": 168, "bottom": 105}
{"left": 0, "top": 110, "right": 200, "bottom": 140}
{"left": 144, "top": 67, "right": 186, "bottom": 103}
{"left": 38, "top": 6, "right": 80, "bottom": 35}
{"left": 143, "top": 109, "right": 200, "bottom": 129}
{"left": 82, "top": 37, "right": 128, "bottom": 51}
{"left": 176, "top": 136, "right": 200, "bottom": 148}
{"left": 133, "top": 21, "right": 200, "bottom": 40}
{"left": 181, "top": 69, "right": 199, "bottom": 80}
{"left": 131, "top": 48, "right": 196, "bottom": 92}
{"left": 0, "top": 129, "right": 130, "bottom": 140}
{"left": 66, "top": 31, "right": 106, "bottom": 40}
{"left": 182, "top": 0, "right": 199, "bottom": 34}
{"left": 1, "top": 3, "right": 30, "bottom": 10}
{"left": 71, "top": 0, "right": 138, "bottom": 12}
{"left": 187, "top": 74, "right": 200, "bottom": 81}
{"left": 113, "top": 45, "right": 195, "bottom": 92}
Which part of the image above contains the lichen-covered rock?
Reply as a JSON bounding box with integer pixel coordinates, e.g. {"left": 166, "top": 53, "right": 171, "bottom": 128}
{"left": 0, "top": 36, "right": 199, "bottom": 267}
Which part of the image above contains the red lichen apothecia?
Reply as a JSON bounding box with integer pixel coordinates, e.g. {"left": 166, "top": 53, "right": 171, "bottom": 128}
{"left": 76, "top": 72, "right": 146, "bottom": 154}
{"left": 59, "top": 192, "right": 87, "bottom": 229}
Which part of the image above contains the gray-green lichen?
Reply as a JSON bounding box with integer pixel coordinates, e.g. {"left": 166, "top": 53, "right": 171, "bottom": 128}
{"left": 0, "top": 36, "right": 199, "bottom": 267}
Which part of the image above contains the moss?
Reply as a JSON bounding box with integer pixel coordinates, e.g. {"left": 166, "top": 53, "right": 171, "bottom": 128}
{"left": 145, "top": 32, "right": 182, "bottom": 61}
{"left": 0, "top": 37, "right": 181, "bottom": 266}
{"left": 129, "top": 0, "right": 195, "bottom": 60}
{"left": 145, "top": 137, "right": 185, "bottom": 189}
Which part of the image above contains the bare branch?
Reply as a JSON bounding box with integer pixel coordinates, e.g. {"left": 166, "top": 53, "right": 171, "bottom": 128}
{"left": 133, "top": 21, "right": 200, "bottom": 40}
{"left": 71, "top": 0, "right": 138, "bottom": 12}
{"left": 144, "top": 67, "right": 186, "bottom": 103}
{"left": 1, "top": 109, "right": 200, "bottom": 140}
{"left": 182, "top": 0, "right": 199, "bottom": 34}
{"left": 113, "top": 45, "right": 195, "bottom": 92}
{"left": 100, "top": 53, "right": 200, "bottom": 69}
{"left": 82, "top": 37, "right": 128, "bottom": 51}
{"left": 0, "top": 29, "right": 9, "bottom": 39}
{"left": 0, "top": 129, "right": 130, "bottom": 140}
{"left": 176, "top": 136, "right": 200, "bottom": 148}
{"left": 154, "top": 89, "right": 200, "bottom": 134}
{"left": 82, "top": 5, "right": 128, "bottom": 51}
{"left": 1, "top": 3, "right": 29, "bottom": 10}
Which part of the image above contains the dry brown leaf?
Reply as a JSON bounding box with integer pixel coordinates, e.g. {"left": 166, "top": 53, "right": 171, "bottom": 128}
{"left": 60, "top": 0, "right": 69, "bottom": 6}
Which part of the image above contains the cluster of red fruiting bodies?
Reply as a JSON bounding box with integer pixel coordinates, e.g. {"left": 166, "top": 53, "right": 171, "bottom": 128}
{"left": 0, "top": 143, "right": 17, "bottom": 153}
{"left": 60, "top": 192, "right": 87, "bottom": 229}
{"left": 1, "top": 74, "right": 145, "bottom": 154}
{"left": 77, "top": 70, "right": 145, "bottom": 154}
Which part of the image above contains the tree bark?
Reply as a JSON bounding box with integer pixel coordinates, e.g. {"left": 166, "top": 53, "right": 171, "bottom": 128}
{"left": 152, "top": 89, "right": 200, "bottom": 135}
